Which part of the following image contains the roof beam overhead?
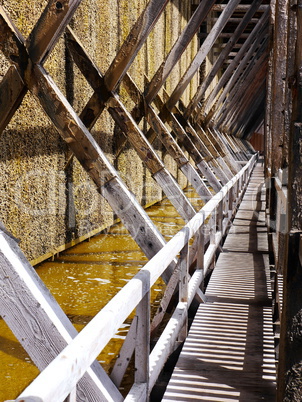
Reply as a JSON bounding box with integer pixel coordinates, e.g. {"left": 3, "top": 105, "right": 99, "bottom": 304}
{"left": 202, "top": 8, "right": 270, "bottom": 124}
{"left": 165, "top": 0, "right": 242, "bottom": 112}
{"left": 144, "top": 0, "right": 216, "bottom": 104}
{"left": 215, "top": 37, "right": 269, "bottom": 129}
{"left": 184, "top": 0, "right": 264, "bottom": 120}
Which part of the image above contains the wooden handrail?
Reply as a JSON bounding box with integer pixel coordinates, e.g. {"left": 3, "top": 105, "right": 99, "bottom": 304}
{"left": 13, "top": 154, "right": 257, "bottom": 402}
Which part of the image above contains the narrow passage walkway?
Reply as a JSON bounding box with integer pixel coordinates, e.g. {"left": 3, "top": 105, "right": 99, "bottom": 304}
{"left": 163, "top": 163, "right": 276, "bottom": 401}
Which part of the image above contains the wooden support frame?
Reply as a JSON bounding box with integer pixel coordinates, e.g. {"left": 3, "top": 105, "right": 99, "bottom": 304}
{"left": 148, "top": 90, "right": 226, "bottom": 190}
{"left": 121, "top": 73, "right": 212, "bottom": 200}
{"left": 215, "top": 38, "right": 269, "bottom": 130}
{"left": 165, "top": 0, "right": 242, "bottom": 113}
{"left": 184, "top": 0, "right": 264, "bottom": 119}
{"left": 203, "top": 8, "right": 270, "bottom": 122}
{"left": 65, "top": 27, "right": 197, "bottom": 222}
{"left": 144, "top": 0, "right": 216, "bottom": 104}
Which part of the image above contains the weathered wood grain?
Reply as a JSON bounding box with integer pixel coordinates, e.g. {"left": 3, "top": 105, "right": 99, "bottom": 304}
{"left": 0, "top": 231, "right": 122, "bottom": 402}
{"left": 166, "top": 0, "right": 241, "bottom": 112}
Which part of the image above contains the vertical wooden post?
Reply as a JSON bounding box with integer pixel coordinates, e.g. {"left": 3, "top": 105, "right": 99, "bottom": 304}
{"left": 178, "top": 243, "right": 189, "bottom": 342}
{"left": 196, "top": 228, "right": 205, "bottom": 292}
{"left": 278, "top": 128, "right": 302, "bottom": 400}
{"left": 135, "top": 291, "right": 150, "bottom": 396}
{"left": 277, "top": 9, "right": 302, "bottom": 399}
{"left": 269, "top": 0, "right": 289, "bottom": 177}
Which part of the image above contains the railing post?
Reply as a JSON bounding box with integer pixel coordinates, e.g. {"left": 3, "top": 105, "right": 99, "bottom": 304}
{"left": 196, "top": 227, "right": 205, "bottom": 291}
{"left": 135, "top": 290, "right": 150, "bottom": 396}
{"left": 217, "top": 199, "right": 224, "bottom": 235}
{"left": 178, "top": 243, "right": 189, "bottom": 342}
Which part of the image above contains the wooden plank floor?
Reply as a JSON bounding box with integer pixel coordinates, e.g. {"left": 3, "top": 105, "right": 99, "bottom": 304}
{"left": 162, "top": 164, "right": 276, "bottom": 401}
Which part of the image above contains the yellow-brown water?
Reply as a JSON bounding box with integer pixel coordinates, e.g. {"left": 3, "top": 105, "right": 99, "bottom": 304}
{"left": 0, "top": 188, "right": 203, "bottom": 401}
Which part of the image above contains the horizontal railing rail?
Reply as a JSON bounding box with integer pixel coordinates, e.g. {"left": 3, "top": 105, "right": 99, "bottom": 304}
{"left": 11, "top": 153, "right": 258, "bottom": 402}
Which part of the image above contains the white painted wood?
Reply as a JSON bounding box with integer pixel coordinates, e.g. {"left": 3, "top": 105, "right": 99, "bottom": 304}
{"left": 64, "top": 387, "right": 76, "bottom": 402}
{"left": 101, "top": 176, "right": 176, "bottom": 283}
{"left": 149, "top": 301, "right": 188, "bottom": 390}
{"left": 217, "top": 156, "right": 234, "bottom": 178}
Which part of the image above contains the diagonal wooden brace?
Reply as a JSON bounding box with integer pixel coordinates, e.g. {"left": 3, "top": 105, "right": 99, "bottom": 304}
{"left": 122, "top": 73, "right": 212, "bottom": 201}
{"left": 65, "top": 28, "right": 197, "bottom": 221}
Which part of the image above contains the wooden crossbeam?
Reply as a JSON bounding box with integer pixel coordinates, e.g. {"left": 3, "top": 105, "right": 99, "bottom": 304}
{"left": 184, "top": 0, "right": 264, "bottom": 120}
{"left": 165, "top": 0, "right": 242, "bottom": 112}
{"left": 144, "top": 0, "right": 216, "bottom": 104}
{"left": 149, "top": 93, "right": 228, "bottom": 189}
{"left": 104, "top": 0, "right": 169, "bottom": 92}
{"left": 0, "top": 1, "right": 81, "bottom": 132}
{"left": 214, "top": 36, "right": 269, "bottom": 127}
{"left": 122, "top": 73, "right": 212, "bottom": 200}
{"left": 212, "top": 4, "right": 269, "bottom": 12}
{"left": 170, "top": 105, "right": 232, "bottom": 185}
{"left": 172, "top": 99, "right": 240, "bottom": 175}
{"left": 217, "top": 47, "right": 269, "bottom": 133}
{"left": 65, "top": 28, "right": 197, "bottom": 221}
{"left": 79, "top": 0, "right": 169, "bottom": 129}
{"left": 0, "top": 1, "right": 177, "bottom": 284}
{"left": 202, "top": 8, "right": 270, "bottom": 121}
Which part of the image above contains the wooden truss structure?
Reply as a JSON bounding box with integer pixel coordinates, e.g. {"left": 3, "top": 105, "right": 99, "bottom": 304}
{"left": 0, "top": 0, "right": 285, "bottom": 400}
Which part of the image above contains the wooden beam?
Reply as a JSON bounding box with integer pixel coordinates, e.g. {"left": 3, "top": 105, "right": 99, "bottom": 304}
{"left": 122, "top": 74, "right": 212, "bottom": 199}
{"left": 269, "top": 0, "right": 289, "bottom": 175}
{"left": 214, "top": 38, "right": 269, "bottom": 129}
{"left": 0, "top": 65, "right": 27, "bottom": 133}
{"left": 79, "top": 0, "right": 169, "bottom": 129}
{"left": 104, "top": 0, "right": 169, "bottom": 92}
{"left": 225, "top": 64, "right": 267, "bottom": 137}
{"left": 144, "top": 0, "right": 216, "bottom": 104}
{"left": 0, "top": 7, "right": 177, "bottom": 280}
{"left": 184, "top": 0, "right": 264, "bottom": 119}
{"left": 165, "top": 0, "right": 242, "bottom": 112}
{"left": 27, "top": 0, "right": 81, "bottom": 64}
{"left": 278, "top": 2, "right": 302, "bottom": 398}
{"left": 206, "top": 29, "right": 269, "bottom": 127}
{"left": 0, "top": 1, "right": 81, "bottom": 133}
{"left": 202, "top": 8, "right": 270, "bottom": 120}
{"left": 212, "top": 4, "right": 269, "bottom": 12}
{"left": 149, "top": 91, "right": 228, "bottom": 188}
{"left": 66, "top": 28, "right": 196, "bottom": 221}
{"left": 0, "top": 230, "right": 123, "bottom": 401}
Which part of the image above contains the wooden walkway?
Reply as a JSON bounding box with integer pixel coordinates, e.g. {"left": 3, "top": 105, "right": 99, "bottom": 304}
{"left": 162, "top": 163, "right": 276, "bottom": 401}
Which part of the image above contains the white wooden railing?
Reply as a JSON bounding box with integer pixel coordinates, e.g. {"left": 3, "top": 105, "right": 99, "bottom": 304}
{"left": 10, "top": 153, "right": 258, "bottom": 402}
